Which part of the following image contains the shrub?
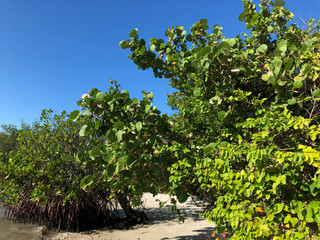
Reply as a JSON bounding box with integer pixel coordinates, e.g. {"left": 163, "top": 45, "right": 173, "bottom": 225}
{"left": 120, "top": 0, "right": 320, "bottom": 238}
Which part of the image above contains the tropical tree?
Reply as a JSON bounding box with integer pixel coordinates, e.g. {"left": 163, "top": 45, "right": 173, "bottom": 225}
{"left": 71, "top": 80, "right": 176, "bottom": 221}
{"left": 2, "top": 0, "right": 320, "bottom": 238}
{"left": 120, "top": 0, "right": 320, "bottom": 238}
{"left": 0, "top": 110, "right": 116, "bottom": 231}
{"left": 0, "top": 124, "right": 19, "bottom": 162}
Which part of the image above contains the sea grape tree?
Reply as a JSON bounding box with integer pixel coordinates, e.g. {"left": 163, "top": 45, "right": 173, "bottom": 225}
{"left": 1, "top": 0, "right": 320, "bottom": 238}
{"left": 120, "top": 0, "right": 320, "bottom": 238}
{"left": 70, "top": 81, "right": 177, "bottom": 220}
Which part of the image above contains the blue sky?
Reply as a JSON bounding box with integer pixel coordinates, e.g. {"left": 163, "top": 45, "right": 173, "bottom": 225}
{"left": 0, "top": 0, "right": 319, "bottom": 128}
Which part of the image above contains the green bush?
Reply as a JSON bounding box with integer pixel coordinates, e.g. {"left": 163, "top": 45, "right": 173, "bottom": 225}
{"left": 72, "top": 80, "right": 174, "bottom": 214}
{"left": 0, "top": 110, "right": 116, "bottom": 231}
{"left": 2, "top": 0, "right": 319, "bottom": 238}
{"left": 121, "top": 0, "right": 320, "bottom": 238}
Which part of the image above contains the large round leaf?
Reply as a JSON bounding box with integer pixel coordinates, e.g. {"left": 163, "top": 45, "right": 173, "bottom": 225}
{"left": 114, "top": 121, "right": 125, "bottom": 130}
{"left": 204, "top": 143, "right": 217, "bottom": 156}
{"left": 193, "top": 88, "right": 201, "bottom": 97}
{"left": 287, "top": 99, "right": 297, "bottom": 105}
{"left": 89, "top": 88, "right": 98, "bottom": 97}
{"left": 293, "top": 81, "right": 303, "bottom": 89}
{"left": 95, "top": 92, "right": 105, "bottom": 102}
{"left": 136, "top": 122, "right": 142, "bottom": 132}
{"left": 177, "top": 191, "right": 189, "bottom": 203}
{"left": 312, "top": 89, "right": 320, "bottom": 98}
{"left": 218, "top": 111, "right": 226, "bottom": 121}
{"left": 70, "top": 110, "right": 80, "bottom": 121}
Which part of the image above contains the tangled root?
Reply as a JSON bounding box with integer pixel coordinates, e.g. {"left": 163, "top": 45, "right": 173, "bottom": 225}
{"left": 5, "top": 192, "right": 146, "bottom": 232}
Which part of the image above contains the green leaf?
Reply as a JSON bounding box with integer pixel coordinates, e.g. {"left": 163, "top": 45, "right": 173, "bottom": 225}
{"left": 76, "top": 151, "right": 86, "bottom": 162}
{"left": 220, "top": 41, "right": 230, "bottom": 49}
{"left": 261, "top": 73, "right": 270, "bottom": 81}
{"left": 272, "top": 58, "right": 283, "bottom": 75}
{"left": 284, "top": 58, "right": 293, "bottom": 70}
{"left": 220, "top": 141, "right": 229, "bottom": 148}
{"left": 204, "top": 143, "right": 216, "bottom": 156}
{"left": 267, "top": 25, "right": 273, "bottom": 33}
{"left": 95, "top": 119, "right": 101, "bottom": 130}
{"left": 89, "top": 146, "right": 101, "bottom": 159}
{"left": 159, "top": 201, "right": 166, "bottom": 208}
{"left": 177, "top": 191, "right": 189, "bottom": 203}
{"left": 257, "top": 44, "right": 268, "bottom": 53}
{"left": 80, "top": 176, "right": 94, "bottom": 190}
{"left": 79, "top": 125, "right": 89, "bottom": 136}
{"left": 251, "top": 14, "right": 260, "bottom": 25}
{"left": 107, "top": 164, "right": 116, "bottom": 177}
{"left": 231, "top": 216, "right": 240, "bottom": 228}
{"left": 287, "top": 99, "right": 297, "bottom": 105}
{"left": 113, "top": 92, "right": 121, "bottom": 100}
{"left": 309, "top": 201, "right": 320, "bottom": 214}
{"left": 116, "top": 130, "right": 123, "bottom": 142}
{"left": 104, "top": 93, "right": 113, "bottom": 102}
{"left": 89, "top": 88, "right": 98, "bottom": 97}
{"left": 290, "top": 217, "right": 299, "bottom": 226}
{"left": 312, "top": 89, "right": 320, "bottom": 98}
{"left": 303, "top": 65, "right": 312, "bottom": 75}
{"left": 167, "top": 54, "right": 180, "bottom": 63}
{"left": 284, "top": 214, "right": 291, "bottom": 224}
{"left": 83, "top": 109, "right": 90, "bottom": 115}
{"left": 268, "top": 214, "right": 274, "bottom": 221}
{"left": 147, "top": 92, "right": 154, "bottom": 100}
{"left": 276, "top": 203, "right": 285, "bottom": 213}
{"left": 238, "top": 12, "right": 246, "bottom": 22}
{"left": 121, "top": 90, "right": 130, "bottom": 97}
{"left": 310, "top": 181, "right": 318, "bottom": 196}
{"left": 197, "top": 46, "right": 211, "bottom": 58}
{"left": 106, "top": 129, "right": 116, "bottom": 142}
{"left": 145, "top": 103, "right": 152, "bottom": 113}
{"left": 275, "top": 0, "right": 285, "bottom": 7}
{"left": 295, "top": 201, "right": 303, "bottom": 213}
{"left": 129, "top": 28, "right": 138, "bottom": 39}
{"left": 293, "top": 81, "right": 303, "bottom": 89}
{"left": 132, "top": 97, "right": 139, "bottom": 105}
{"left": 225, "top": 38, "right": 237, "bottom": 47}
{"left": 70, "top": 110, "right": 80, "bottom": 121}
{"left": 119, "top": 40, "right": 130, "bottom": 49}
{"left": 306, "top": 204, "right": 314, "bottom": 221}
{"left": 278, "top": 40, "right": 287, "bottom": 53}
{"left": 136, "top": 122, "right": 142, "bottom": 132}
{"left": 62, "top": 154, "right": 73, "bottom": 161}
{"left": 193, "top": 88, "right": 201, "bottom": 97}
{"left": 114, "top": 121, "right": 125, "bottom": 130}
{"left": 150, "top": 44, "right": 155, "bottom": 51}
{"left": 95, "top": 92, "right": 105, "bottom": 102}
{"left": 139, "top": 45, "right": 146, "bottom": 55}
{"left": 218, "top": 111, "right": 226, "bottom": 121}
{"left": 315, "top": 213, "right": 320, "bottom": 224}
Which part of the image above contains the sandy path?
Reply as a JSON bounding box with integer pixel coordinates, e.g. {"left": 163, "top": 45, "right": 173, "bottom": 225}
{"left": 46, "top": 193, "right": 221, "bottom": 240}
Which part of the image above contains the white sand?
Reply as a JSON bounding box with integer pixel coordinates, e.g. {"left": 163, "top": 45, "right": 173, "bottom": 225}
{"left": 46, "top": 193, "right": 221, "bottom": 240}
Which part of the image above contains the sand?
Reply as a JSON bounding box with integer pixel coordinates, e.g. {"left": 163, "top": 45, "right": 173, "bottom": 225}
{"left": 45, "top": 193, "right": 224, "bottom": 240}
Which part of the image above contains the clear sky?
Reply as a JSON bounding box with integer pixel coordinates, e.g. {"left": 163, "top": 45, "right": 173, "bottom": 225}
{"left": 0, "top": 0, "right": 319, "bottom": 128}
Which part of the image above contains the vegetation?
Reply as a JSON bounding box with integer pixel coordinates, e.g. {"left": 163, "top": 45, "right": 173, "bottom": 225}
{"left": 0, "top": 124, "right": 20, "bottom": 164}
{"left": 1, "top": 0, "right": 320, "bottom": 238}
{"left": 119, "top": 0, "right": 320, "bottom": 238}
{"left": 0, "top": 110, "right": 116, "bottom": 231}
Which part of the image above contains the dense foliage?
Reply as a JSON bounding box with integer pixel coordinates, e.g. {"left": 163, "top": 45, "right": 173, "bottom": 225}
{"left": 0, "top": 124, "right": 20, "bottom": 164}
{"left": 1, "top": 0, "right": 320, "bottom": 238}
{"left": 0, "top": 110, "right": 124, "bottom": 231}
{"left": 119, "top": 0, "right": 320, "bottom": 238}
{"left": 71, "top": 81, "right": 176, "bottom": 218}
